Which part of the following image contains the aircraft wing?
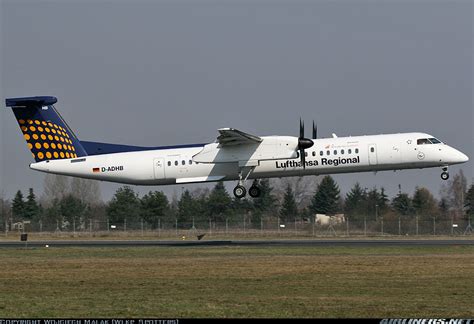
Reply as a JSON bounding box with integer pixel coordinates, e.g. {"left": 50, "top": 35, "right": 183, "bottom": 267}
{"left": 217, "top": 128, "right": 262, "bottom": 146}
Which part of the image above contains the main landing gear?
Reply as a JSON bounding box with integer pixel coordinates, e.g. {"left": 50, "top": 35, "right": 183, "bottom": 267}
{"left": 441, "top": 167, "right": 449, "bottom": 181}
{"left": 233, "top": 185, "right": 246, "bottom": 199}
{"left": 233, "top": 167, "right": 261, "bottom": 199}
{"left": 233, "top": 184, "right": 261, "bottom": 198}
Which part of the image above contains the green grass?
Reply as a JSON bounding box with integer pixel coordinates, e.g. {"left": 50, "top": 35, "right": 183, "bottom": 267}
{"left": 0, "top": 246, "right": 473, "bottom": 318}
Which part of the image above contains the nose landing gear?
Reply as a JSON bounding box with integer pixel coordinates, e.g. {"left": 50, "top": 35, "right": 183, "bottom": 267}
{"left": 441, "top": 167, "right": 449, "bottom": 180}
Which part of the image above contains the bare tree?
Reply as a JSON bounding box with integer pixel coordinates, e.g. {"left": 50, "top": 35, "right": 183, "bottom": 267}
{"left": 0, "top": 192, "right": 8, "bottom": 231}
{"left": 70, "top": 177, "right": 101, "bottom": 206}
{"left": 42, "top": 174, "right": 70, "bottom": 204}
{"left": 271, "top": 176, "right": 320, "bottom": 209}
{"left": 190, "top": 187, "right": 210, "bottom": 199}
{"left": 440, "top": 169, "right": 467, "bottom": 220}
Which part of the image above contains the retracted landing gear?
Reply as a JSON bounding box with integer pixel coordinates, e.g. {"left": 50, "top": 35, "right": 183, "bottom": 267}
{"left": 441, "top": 167, "right": 449, "bottom": 181}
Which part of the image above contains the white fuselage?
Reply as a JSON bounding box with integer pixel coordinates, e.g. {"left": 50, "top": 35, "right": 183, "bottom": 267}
{"left": 29, "top": 132, "right": 468, "bottom": 185}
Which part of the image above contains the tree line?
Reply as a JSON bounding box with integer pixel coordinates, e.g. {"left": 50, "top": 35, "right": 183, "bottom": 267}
{"left": 1, "top": 170, "right": 473, "bottom": 231}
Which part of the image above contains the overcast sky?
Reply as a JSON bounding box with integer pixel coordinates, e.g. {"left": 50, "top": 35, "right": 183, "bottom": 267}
{"left": 1, "top": 0, "right": 473, "bottom": 202}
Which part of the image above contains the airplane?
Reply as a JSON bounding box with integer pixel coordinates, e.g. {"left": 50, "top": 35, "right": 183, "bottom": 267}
{"left": 5, "top": 96, "right": 469, "bottom": 198}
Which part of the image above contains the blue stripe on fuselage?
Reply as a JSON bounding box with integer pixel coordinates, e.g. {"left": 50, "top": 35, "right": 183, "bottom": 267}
{"left": 80, "top": 141, "right": 206, "bottom": 156}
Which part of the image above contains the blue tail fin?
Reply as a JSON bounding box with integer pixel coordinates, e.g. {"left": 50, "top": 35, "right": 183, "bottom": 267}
{"left": 5, "top": 96, "right": 87, "bottom": 162}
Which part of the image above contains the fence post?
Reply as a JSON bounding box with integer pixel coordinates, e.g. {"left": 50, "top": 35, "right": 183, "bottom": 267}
{"left": 90, "top": 219, "right": 92, "bottom": 236}
{"left": 294, "top": 218, "right": 297, "bottom": 236}
{"left": 433, "top": 217, "right": 436, "bottom": 235}
{"left": 278, "top": 217, "right": 280, "bottom": 235}
{"left": 243, "top": 215, "right": 246, "bottom": 235}
{"left": 398, "top": 216, "right": 401, "bottom": 236}
{"left": 39, "top": 220, "right": 42, "bottom": 233}
{"left": 346, "top": 218, "right": 349, "bottom": 236}
{"left": 141, "top": 219, "right": 144, "bottom": 236}
{"left": 451, "top": 215, "right": 454, "bottom": 236}
{"left": 312, "top": 217, "right": 315, "bottom": 237}
{"left": 364, "top": 217, "right": 367, "bottom": 236}
{"left": 225, "top": 218, "right": 228, "bottom": 236}
{"left": 107, "top": 218, "right": 109, "bottom": 232}
{"left": 73, "top": 219, "right": 76, "bottom": 236}
{"left": 158, "top": 218, "right": 161, "bottom": 237}
{"left": 261, "top": 218, "right": 263, "bottom": 234}
{"left": 381, "top": 217, "right": 384, "bottom": 236}
{"left": 209, "top": 218, "right": 212, "bottom": 236}
{"left": 416, "top": 215, "right": 418, "bottom": 236}
{"left": 175, "top": 218, "right": 178, "bottom": 237}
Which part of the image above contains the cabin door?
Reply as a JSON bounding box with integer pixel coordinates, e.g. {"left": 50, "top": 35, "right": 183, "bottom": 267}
{"left": 368, "top": 144, "right": 378, "bottom": 165}
{"left": 153, "top": 158, "right": 165, "bottom": 179}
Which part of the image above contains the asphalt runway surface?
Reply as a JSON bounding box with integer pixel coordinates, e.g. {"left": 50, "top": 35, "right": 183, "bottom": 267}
{"left": 0, "top": 239, "right": 473, "bottom": 248}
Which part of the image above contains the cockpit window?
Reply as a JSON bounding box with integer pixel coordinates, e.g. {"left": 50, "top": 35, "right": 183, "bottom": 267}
{"left": 417, "top": 138, "right": 431, "bottom": 145}
{"left": 417, "top": 138, "right": 441, "bottom": 145}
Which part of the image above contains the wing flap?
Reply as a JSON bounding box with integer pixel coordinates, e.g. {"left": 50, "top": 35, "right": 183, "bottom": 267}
{"left": 176, "top": 175, "right": 226, "bottom": 183}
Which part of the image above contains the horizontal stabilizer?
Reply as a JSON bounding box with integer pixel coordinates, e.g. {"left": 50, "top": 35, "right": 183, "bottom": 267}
{"left": 6, "top": 96, "right": 57, "bottom": 107}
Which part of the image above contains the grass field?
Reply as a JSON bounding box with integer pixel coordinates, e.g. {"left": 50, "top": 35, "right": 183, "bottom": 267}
{"left": 1, "top": 245, "right": 473, "bottom": 318}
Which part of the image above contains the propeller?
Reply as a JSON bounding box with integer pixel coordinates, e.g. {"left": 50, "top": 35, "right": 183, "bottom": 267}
{"left": 298, "top": 118, "right": 314, "bottom": 169}
{"left": 312, "top": 120, "right": 317, "bottom": 139}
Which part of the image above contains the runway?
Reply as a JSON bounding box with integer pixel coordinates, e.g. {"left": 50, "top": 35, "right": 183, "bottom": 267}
{"left": 0, "top": 239, "right": 473, "bottom": 248}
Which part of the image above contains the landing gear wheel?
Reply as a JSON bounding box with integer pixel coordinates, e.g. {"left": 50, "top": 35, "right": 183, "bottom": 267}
{"left": 233, "top": 185, "right": 247, "bottom": 199}
{"left": 249, "top": 186, "right": 261, "bottom": 198}
{"left": 441, "top": 172, "right": 449, "bottom": 180}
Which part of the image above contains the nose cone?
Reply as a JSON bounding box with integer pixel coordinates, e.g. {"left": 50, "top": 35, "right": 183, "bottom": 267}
{"left": 451, "top": 149, "right": 469, "bottom": 164}
{"left": 458, "top": 151, "right": 469, "bottom": 163}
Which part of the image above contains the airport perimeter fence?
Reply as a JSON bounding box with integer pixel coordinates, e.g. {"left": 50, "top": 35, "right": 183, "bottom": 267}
{"left": 4, "top": 216, "right": 473, "bottom": 238}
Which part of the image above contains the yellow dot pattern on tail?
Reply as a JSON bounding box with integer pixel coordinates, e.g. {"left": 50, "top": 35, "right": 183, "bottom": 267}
{"left": 21, "top": 119, "right": 77, "bottom": 160}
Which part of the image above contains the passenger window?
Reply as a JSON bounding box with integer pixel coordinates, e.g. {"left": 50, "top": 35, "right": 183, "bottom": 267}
{"left": 326, "top": 150, "right": 330, "bottom": 156}
{"left": 174, "top": 161, "right": 178, "bottom": 166}
{"left": 320, "top": 151, "right": 323, "bottom": 156}
{"left": 348, "top": 149, "right": 352, "bottom": 154}
{"left": 333, "top": 150, "right": 337, "bottom": 155}
{"left": 305, "top": 152, "right": 308, "bottom": 157}
{"left": 189, "top": 160, "right": 192, "bottom": 165}
{"left": 370, "top": 147, "right": 375, "bottom": 153}
{"left": 182, "top": 160, "right": 185, "bottom": 165}
{"left": 341, "top": 149, "right": 344, "bottom": 154}
{"left": 355, "top": 148, "right": 359, "bottom": 154}
{"left": 312, "top": 151, "right": 315, "bottom": 157}
{"left": 167, "top": 161, "right": 171, "bottom": 166}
